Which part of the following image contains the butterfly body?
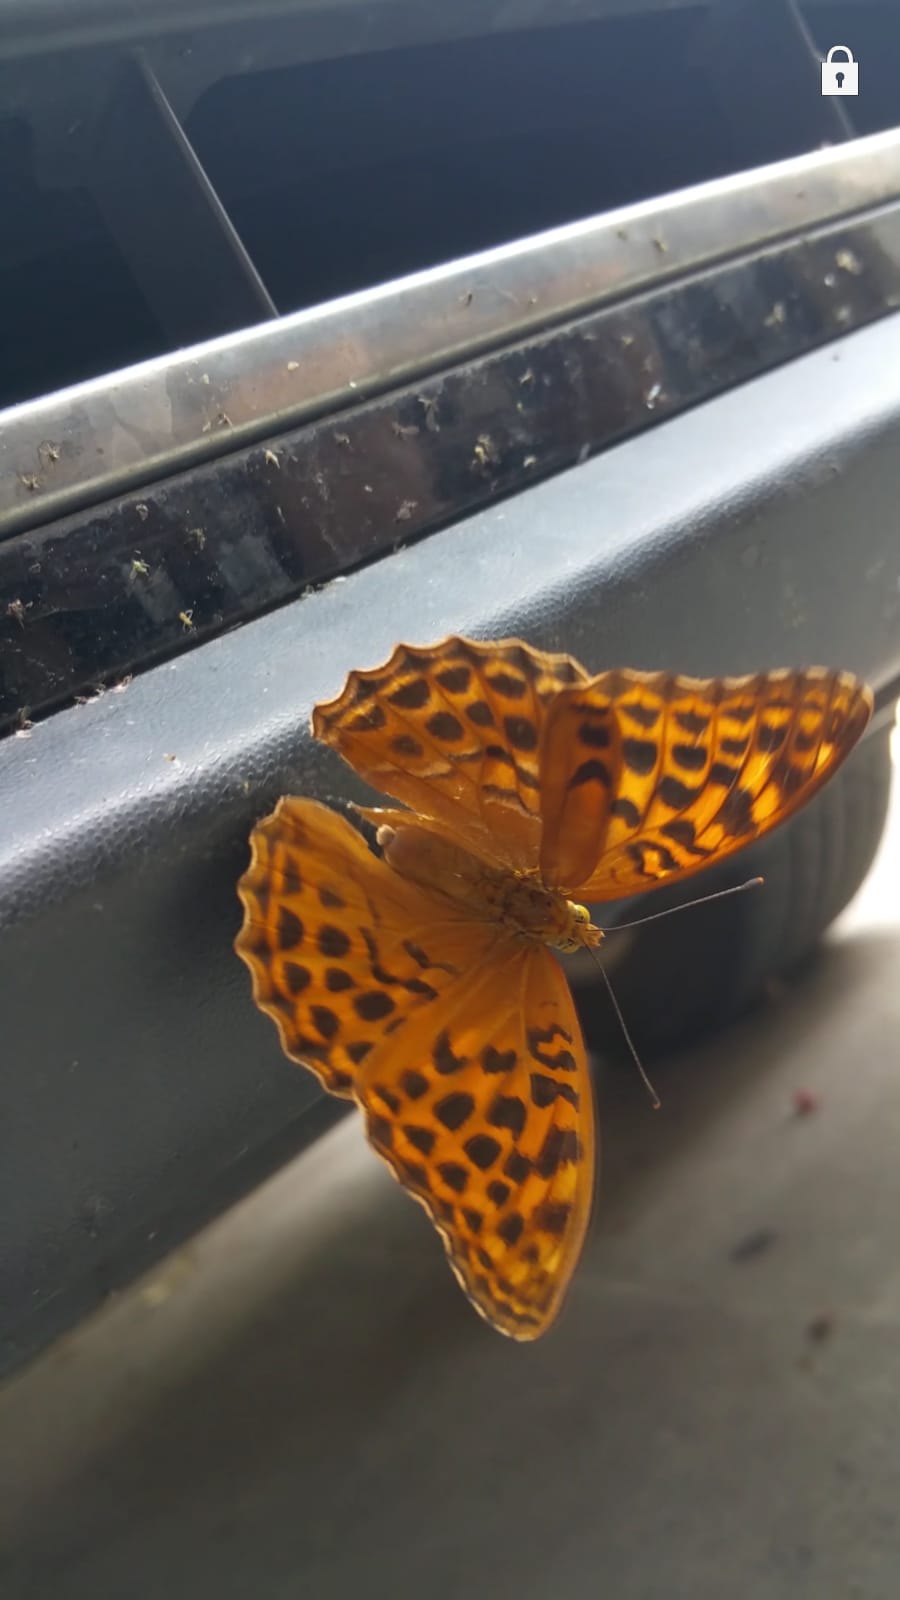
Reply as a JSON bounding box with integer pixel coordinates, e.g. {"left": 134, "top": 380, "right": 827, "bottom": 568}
{"left": 236, "top": 636, "right": 872, "bottom": 1339}
{"left": 372, "top": 813, "right": 602, "bottom": 953}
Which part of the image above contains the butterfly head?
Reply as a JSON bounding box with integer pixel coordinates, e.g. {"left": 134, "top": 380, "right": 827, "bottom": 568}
{"left": 547, "top": 898, "right": 604, "bottom": 955}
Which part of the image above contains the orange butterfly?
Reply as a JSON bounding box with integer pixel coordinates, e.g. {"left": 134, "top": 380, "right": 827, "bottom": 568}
{"left": 235, "top": 637, "right": 872, "bottom": 1339}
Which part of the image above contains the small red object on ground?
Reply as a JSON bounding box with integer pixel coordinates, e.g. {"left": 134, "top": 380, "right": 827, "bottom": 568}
{"left": 792, "top": 1088, "right": 821, "bottom": 1117}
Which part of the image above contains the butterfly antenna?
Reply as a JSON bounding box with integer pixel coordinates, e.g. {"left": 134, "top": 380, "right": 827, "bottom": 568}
{"left": 585, "top": 946, "right": 661, "bottom": 1111}
{"left": 608, "top": 876, "right": 764, "bottom": 933}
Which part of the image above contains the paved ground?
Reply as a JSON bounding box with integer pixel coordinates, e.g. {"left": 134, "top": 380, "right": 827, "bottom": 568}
{"left": 2, "top": 737, "right": 898, "bottom": 1600}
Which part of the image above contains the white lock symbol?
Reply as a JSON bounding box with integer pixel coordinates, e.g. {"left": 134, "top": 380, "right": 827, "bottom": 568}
{"left": 821, "top": 45, "right": 858, "bottom": 96}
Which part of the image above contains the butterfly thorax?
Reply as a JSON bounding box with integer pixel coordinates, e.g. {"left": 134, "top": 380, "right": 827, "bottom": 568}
{"left": 374, "top": 816, "right": 603, "bottom": 954}
{"left": 494, "top": 875, "right": 602, "bottom": 954}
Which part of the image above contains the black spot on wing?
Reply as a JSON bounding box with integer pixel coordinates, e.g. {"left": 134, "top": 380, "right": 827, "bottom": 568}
{"left": 433, "top": 1031, "right": 467, "bottom": 1074}
{"left": 465, "top": 700, "right": 495, "bottom": 728}
{"left": 709, "top": 762, "right": 740, "bottom": 788}
{"left": 719, "top": 785, "right": 756, "bottom": 836}
{"left": 434, "top": 1092, "right": 475, "bottom": 1131}
{"left": 627, "top": 838, "right": 675, "bottom": 876}
{"left": 527, "top": 1024, "right": 577, "bottom": 1073}
{"left": 658, "top": 776, "right": 702, "bottom": 810}
{"left": 567, "top": 758, "right": 611, "bottom": 790}
{"left": 577, "top": 719, "right": 611, "bottom": 749}
{"left": 671, "top": 743, "right": 708, "bottom": 772}
{"left": 426, "top": 711, "right": 464, "bottom": 741}
{"left": 278, "top": 860, "right": 303, "bottom": 896}
{"left": 277, "top": 907, "right": 304, "bottom": 948}
{"left": 488, "top": 671, "right": 527, "bottom": 699}
{"left": 284, "top": 962, "right": 311, "bottom": 995}
{"left": 611, "top": 796, "right": 642, "bottom": 827}
{"left": 534, "top": 1201, "right": 572, "bottom": 1236}
{"left": 675, "top": 710, "right": 710, "bottom": 736}
{"left": 392, "top": 734, "right": 424, "bottom": 758}
{"left": 535, "top": 1128, "right": 580, "bottom": 1178}
{"left": 757, "top": 722, "right": 788, "bottom": 753}
{"left": 311, "top": 1005, "right": 339, "bottom": 1039}
{"left": 622, "top": 738, "right": 658, "bottom": 775}
{"left": 504, "top": 1149, "right": 531, "bottom": 1183}
{"left": 485, "top": 744, "right": 515, "bottom": 769}
{"left": 660, "top": 819, "right": 713, "bottom": 856}
{"left": 436, "top": 665, "right": 472, "bottom": 693}
{"left": 504, "top": 715, "right": 539, "bottom": 752}
{"left": 347, "top": 1040, "right": 373, "bottom": 1065}
{"left": 720, "top": 736, "right": 749, "bottom": 759}
{"left": 620, "top": 700, "right": 660, "bottom": 729}
{"left": 318, "top": 924, "right": 350, "bottom": 957}
{"left": 497, "top": 1211, "right": 524, "bottom": 1245}
{"left": 464, "top": 1134, "right": 502, "bottom": 1170}
{"left": 354, "top": 990, "right": 395, "bottom": 1021}
{"left": 530, "top": 1074, "right": 579, "bottom": 1109}
{"left": 488, "top": 1095, "right": 527, "bottom": 1137}
{"left": 437, "top": 1162, "right": 469, "bottom": 1194}
{"left": 325, "top": 967, "right": 354, "bottom": 992}
{"left": 403, "top": 1124, "right": 436, "bottom": 1155}
{"left": 389, "top": 678, "right": 430, "bottom": 710}
{"left": 482, "top": 1046, "right": 517, "bottom": 1075}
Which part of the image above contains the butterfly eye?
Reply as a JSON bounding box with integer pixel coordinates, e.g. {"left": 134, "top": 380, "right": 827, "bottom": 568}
{"left": 572, "top": 903, "right": 591, "bottom": 926}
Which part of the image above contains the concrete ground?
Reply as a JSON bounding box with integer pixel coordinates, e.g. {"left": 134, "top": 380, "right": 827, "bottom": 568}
{"left": 2, "top": 737, "right": 898, "bottom": 1600}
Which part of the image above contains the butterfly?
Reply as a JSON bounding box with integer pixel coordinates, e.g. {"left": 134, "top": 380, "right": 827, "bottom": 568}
{"left": 235, "top": 636, "right": 872, "bottom": 1339}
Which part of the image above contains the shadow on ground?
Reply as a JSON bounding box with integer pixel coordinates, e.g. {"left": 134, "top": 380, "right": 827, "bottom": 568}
{"left": 2, "top": 842, "right": 898, "bottom": 1600}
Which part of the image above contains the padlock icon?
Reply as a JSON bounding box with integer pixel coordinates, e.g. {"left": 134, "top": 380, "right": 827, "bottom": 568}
{"left": 821, "top": 45, "right": 858, "bottom": 96}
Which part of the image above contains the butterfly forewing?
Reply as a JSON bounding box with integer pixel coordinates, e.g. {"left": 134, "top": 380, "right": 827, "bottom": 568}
{"left": 235, "top": 797, "right": 496, "bottom": 1096}
{"left": 538, "top": 667, "right": 873, "bottom": 897}
{"left": 236, "top": 793, "right": 594, "bottom": 1339}
{"left": 312, "top": 636, "right": 587, "bottom": 872}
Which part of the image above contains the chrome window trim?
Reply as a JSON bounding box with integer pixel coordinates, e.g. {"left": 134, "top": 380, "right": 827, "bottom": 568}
{"left": 3, "top": 126, "right": 900, "bottom": 541}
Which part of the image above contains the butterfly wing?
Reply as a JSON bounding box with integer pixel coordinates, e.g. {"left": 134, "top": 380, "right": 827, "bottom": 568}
{"left": 538, "top": 667, "right": 873, "bottom": 897}
{"left": 359, "top": 938, "right": 594, "bottom": 1340}
{"left": 236, "top": 794, "right": 594, "bottom": 1339}
{"left": 235, "top": 796, "right": 499, "bottom": 1097}
{"left": 312, "top": 635, "right": 588, "bottom": 872}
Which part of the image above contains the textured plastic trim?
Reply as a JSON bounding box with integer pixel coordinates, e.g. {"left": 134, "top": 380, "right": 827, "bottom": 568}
{"left": 2, "top": 315, "right": 900, "bottom": 1376}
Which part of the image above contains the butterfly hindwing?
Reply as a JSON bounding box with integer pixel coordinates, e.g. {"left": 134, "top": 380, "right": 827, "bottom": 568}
{"left": 359, "top": 939, "right": 594, "bottom": 1340}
